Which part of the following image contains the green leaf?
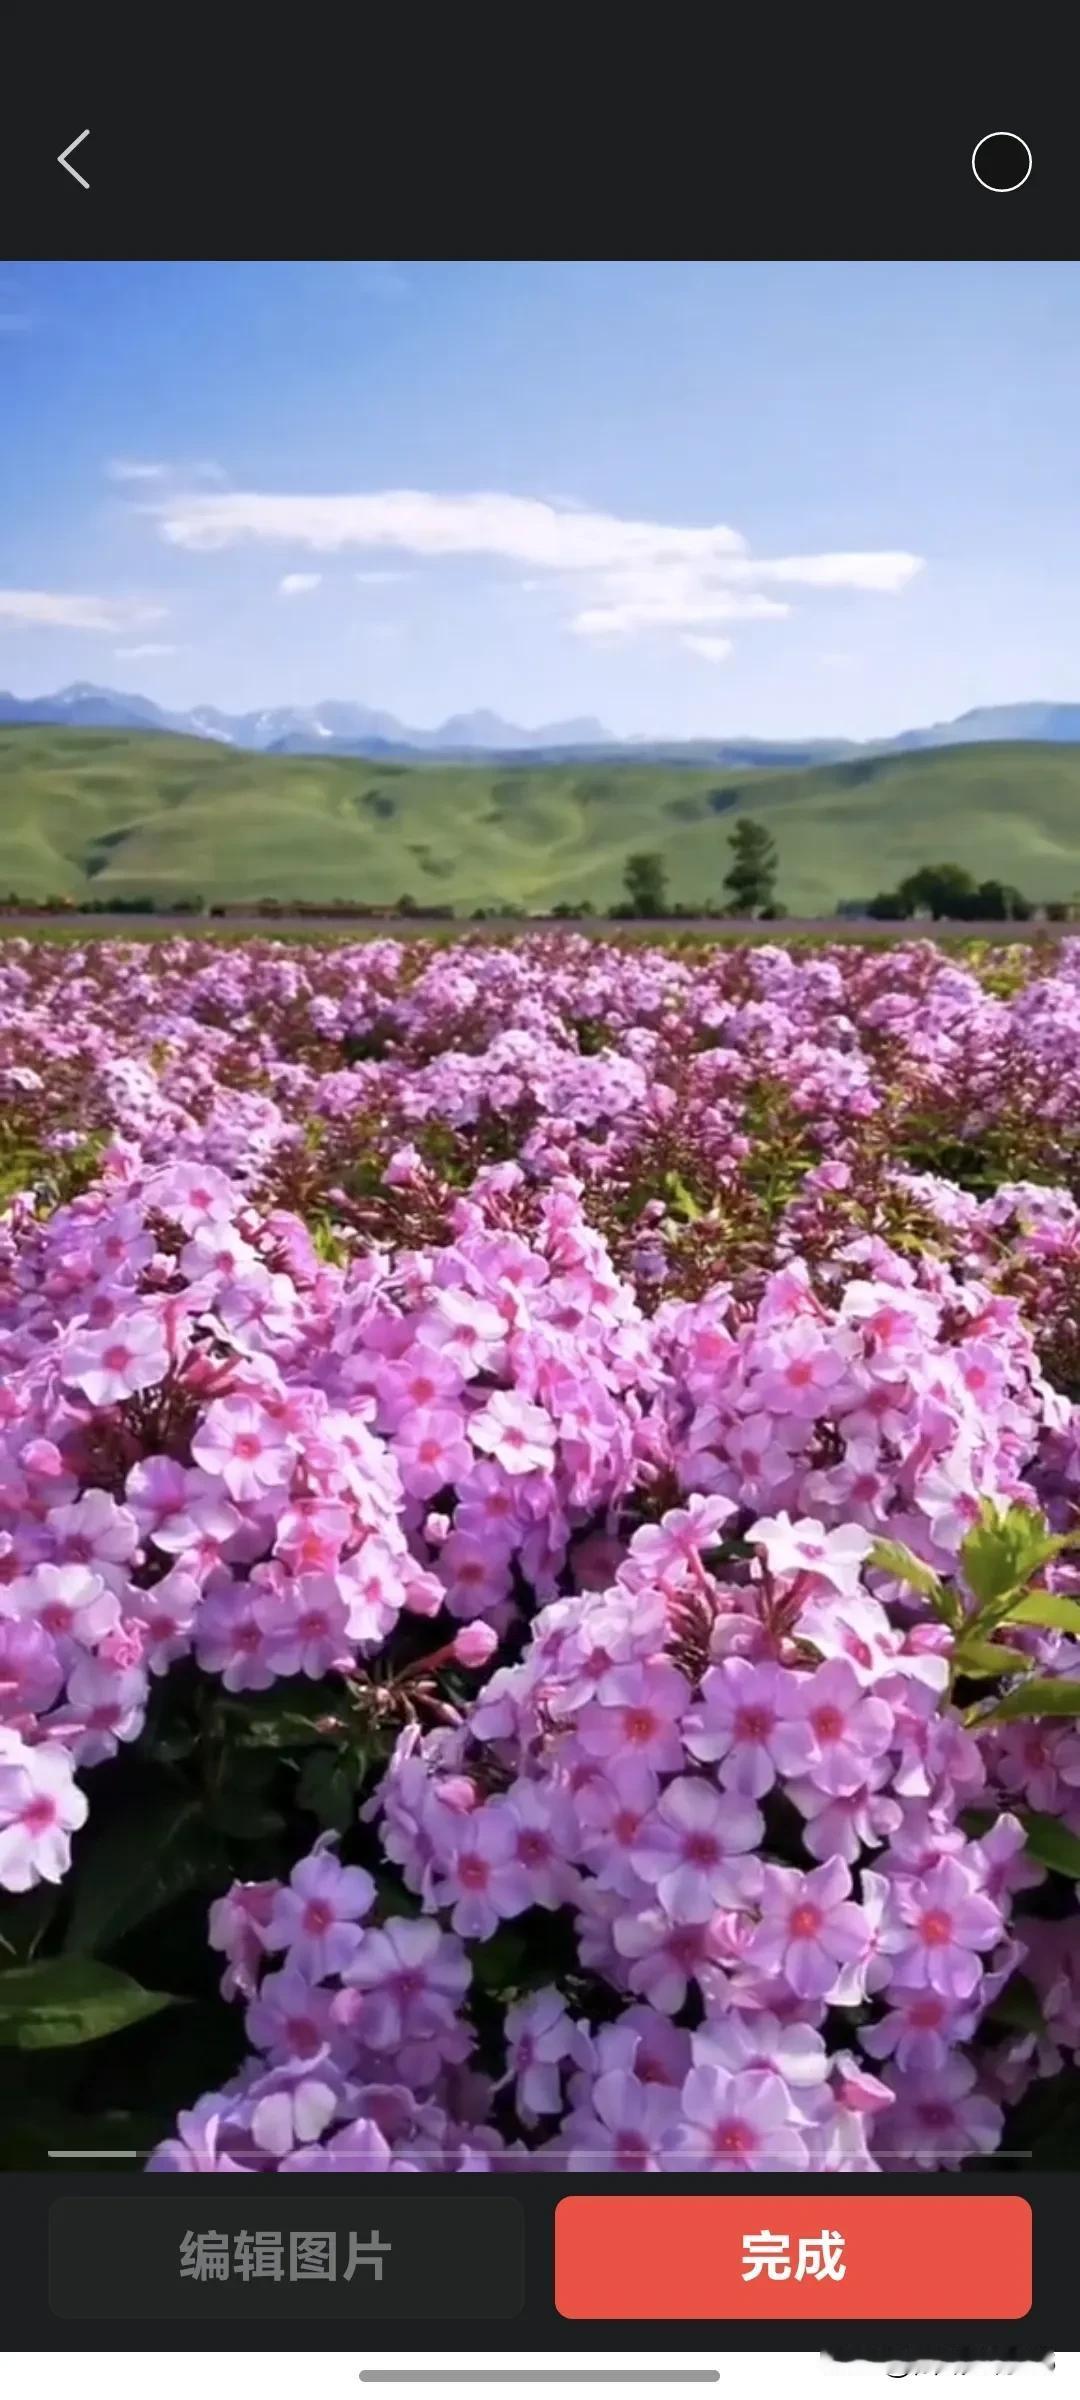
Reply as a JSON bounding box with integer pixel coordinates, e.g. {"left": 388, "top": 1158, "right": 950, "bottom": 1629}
{"left": 988, "top": 1974, "right": 1046, "bottom": 2036}
{"left": 0, "top": 1882, "right": 61, "bottom": 1965}
{"left": 961, "top": 1503, "right": 1068, "bottom": 1612}
{"left": 1019, "top": 1810, "right": 1080, "bottom": 1879}
{"left": 208, "top": 1795, "right": 286, "bottom": 1840}
{"left": 0, "top": 1959, "right": 176, "bottom": 2049}
{"left": 983, "top": 1678, "right": 1080, "bottom": 1723}
{"left": 1008, "top": 1591, "right": 1080, "bottom": 1637}
{"left": 662, "top": 1170, "right": 703, "bottom": 1223}
{"left": 869, "top": 1539, "right": 946, "bottom": 1606}
{"left": 225, "top": 1678, "right": 354, "bottom": 1750}
{"left": 953, "top": 1638, "right": 1031, "bottom": 1679}
{"left": 296, "top": 1748, "right": 359, "bottom": 1834}
{"left": 63, "top": 1798, "right": 210, "bottom": 1958}
{"left": 471, "top": 1928, "right": 528, "bottom": 1994}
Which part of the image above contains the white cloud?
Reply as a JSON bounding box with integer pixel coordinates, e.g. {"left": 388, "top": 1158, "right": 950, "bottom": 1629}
{"left": 114, "top": 642, "right": 179, "bottom": 659}
{"left": 151, "top": 486, "right": 924, "bottom": 654}
{"left": 278, "top": 572, "right": 322, "bottom": 598}
{"left": 683, "top": 634, "right": 734, "bottom": 663}
{"left": 108, "top": 457, "right": 227, "bottom": 485}
{"left": 108, "top": 459, "right": 172, "bottom": 483}
{"left": 0, "top": 591, "right": 167, "bottom": 633}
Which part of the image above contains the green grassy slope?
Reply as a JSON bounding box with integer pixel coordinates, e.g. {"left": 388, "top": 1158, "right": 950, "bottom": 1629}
{"left": 0, "top": 727, "right": 1078, "bottom": 913}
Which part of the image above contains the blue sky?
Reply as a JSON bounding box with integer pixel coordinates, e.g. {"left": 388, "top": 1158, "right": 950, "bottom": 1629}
{"left": 1, "top": 259, "right": 1079, "bottom": 739}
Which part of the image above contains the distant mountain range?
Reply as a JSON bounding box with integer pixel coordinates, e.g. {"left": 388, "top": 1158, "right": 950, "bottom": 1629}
{"left": 4, "top": 684, "right": 1080, "bottom": 767}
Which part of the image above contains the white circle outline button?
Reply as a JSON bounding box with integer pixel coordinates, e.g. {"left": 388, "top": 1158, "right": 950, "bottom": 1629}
{"left": 972, "top": 131, "right": 1032, "bottom": 192}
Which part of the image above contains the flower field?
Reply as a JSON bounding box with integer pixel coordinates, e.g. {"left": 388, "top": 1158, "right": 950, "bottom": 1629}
{"left": 2, "top": 928, "right": 1080, "bottom": 2174}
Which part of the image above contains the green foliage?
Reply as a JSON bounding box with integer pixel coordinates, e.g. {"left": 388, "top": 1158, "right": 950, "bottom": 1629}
{"left": 873, "top": 1501, "right": 1080, "bottom": 1719}
{"left": 1015, "top": 1811, "right": 1080, "bottom": 1877}
{"left": 0, "top": 1664, "right": 388, "bottom": 2164}
{"left": 982, "top": 1677, "right": 1080, "bottom": 1721}
{"left": 622, "top": 851, "right": 669, "bottom": 917}
{"left": 867, "top": 862, "right": 1036, "bottom": 923}
{"left": 723, "top": 816, "right": 778, "bottom": 913}
{"left": 0, "top": 1959, "right": 175, "bottom": 2048}
{"left": 62, "top": 1797, "right": 221, "bottom": 1958}
{"left": 1, "top": 726, "right": 1079, "bottom": 915}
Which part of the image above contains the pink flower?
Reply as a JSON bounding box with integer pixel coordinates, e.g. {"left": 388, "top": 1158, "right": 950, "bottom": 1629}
{"left": 246, "top": 1966, "right": 336, "bottom": 2063}
{"left": 786, "top": 1763, "right": 902, "bottom": 1864}
{"left": 377, "top": 1346, "right": 463, "bottom": 1427}
{"left": 876, "top": 2054, "right": 1003, "bottom": 2166}
{"left": 194, "top": 1584, "right": 275, "bottom": 1692}
{"left": 861, "top": 1989, "right": 978, "bottom": 2076}
{"left": 620, "top": 1497, "right": 737, "bottom": 1586}
{"left": 630, "top": 1778, "right": 762, "bottom": 1921}
{"left": 253, "top": 1576, "right": 351, "bottom": 1680}
{"left": 676, "top": 2066, "right": 810, "bottom": 2168}
{"left": 125, "top": 1567, "right": 200, "bottom": 1674}
{"left": 578, "top": 1660, "right": 690, "bottom": 1775}
{"left": 266, "top": 1852, "right": 375, "bottom": 1980}
{"left": 685, "top": 1658, "right": 811, "bottom": 1797}
{"left": 337, "top": 1917, "right": 470, "bottom": 2050}
{"left": 567, "top": 2069, "right": 681, "bottom": 2171}
{"left": 8, "top": 1562, "right": 120, "bottom": 1653}
{"left": 502, "top": 1987, "right": 577, "bottom": 2118}
{"left": 750, "top": 1321, "right": 854, "bottom": 1416}
{"left": 394, "top": 1408, "right": 474, "bottom": 1500}
{"left": 421, "top": 1288, "right": 507, "bottom": 1374}
{"left": 0, "top": 1736, "right": 87, "bottom": 1890}
{"left": 436, "top": 1802, "right": 533, "bottom": 1938}
{"left": 47, "top": 1655, "right": 146, "bottom": 1765}
{"left": 191, "top": 1395, "right": 294, "bottom": 1504}
{"left": 340, "top": 1541, "right": 407, "bottom": 1646}
{"left": 208, "top": 1879, "right": 279, "bottom": 2002}
{"left": 783, "top": 1657, "right": 894, "bottom": 1797}
{"left": 0, "top": 1615, "right": 64, "bottom": 1721}
{"left": 250, "top": 2076, "right": 338, "bottom": 2161}
{"left": 438, "top": 1531, "right": 511, "bottom": 1622}
{"left": 61, "top": 1310, "right": 171, "bottom": 1406}
{"left": 748, "top": 1513, "right": 872, "bottom": 1594}
{"left": 747, "top": 1859, "right": 870, "bottom": 2000}
{"left": 503, "top": 1781, "right": 578, "bottom": 1909}
{"left": 451, "top": 1621, "right": 500, "bottom": 1669}
{"left": 46, "top": 1489, "right": 139, "bottom": 1572}
{"left": 613, "top": 1908, "right": 726, "bottom": 2015}
{"left": 469, "top": 1391, "right": 556, "bottom": 1476}
{"left": 692, "top": 2010, "right": 829, "bottom": 2093}
{"left": 125, "top": 1457, "right": 239, "bottom": 1554}
{"left": 880, "top": 1858, "right": 1004, "bottom": 2000}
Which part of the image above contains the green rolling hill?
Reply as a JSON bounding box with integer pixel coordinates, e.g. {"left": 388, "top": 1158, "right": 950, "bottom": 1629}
{"left": 0, "top": 725, "right": 1079, "bottom": 915}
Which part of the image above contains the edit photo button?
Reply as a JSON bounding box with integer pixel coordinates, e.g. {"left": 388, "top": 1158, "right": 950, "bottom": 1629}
{"left": 49, "top": 2195, "right": 524, "bottom": 2321}
{"left": 555, "top": 2196, "right": 1032, "bottom": 2320}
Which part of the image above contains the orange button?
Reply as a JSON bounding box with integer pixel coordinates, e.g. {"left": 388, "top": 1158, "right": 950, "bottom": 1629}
{"left": 555, "top": 2196, "right": 1031, "bottom": 2320}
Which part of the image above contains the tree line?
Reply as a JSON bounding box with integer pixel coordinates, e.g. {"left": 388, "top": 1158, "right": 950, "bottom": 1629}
{"left": 0, "top": 825, "right": 1076, "bottom": 924}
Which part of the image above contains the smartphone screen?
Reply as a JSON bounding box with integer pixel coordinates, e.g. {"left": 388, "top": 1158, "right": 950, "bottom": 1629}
{"left": 0, "top": 56, "right": 1075, "bottom": 2395}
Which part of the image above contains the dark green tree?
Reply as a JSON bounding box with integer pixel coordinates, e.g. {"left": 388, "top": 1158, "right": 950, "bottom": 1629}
{"left": 893, "top": 863, "right": 978, "bottom": 919}
{"left": 622, "top": 852, "right": 669, "bottom": 917}
{"left": 723, "top": 817, "right": 778, "bottom": 914}
{"left": 976, "top": 879, "right": 1033, "bottom": 921}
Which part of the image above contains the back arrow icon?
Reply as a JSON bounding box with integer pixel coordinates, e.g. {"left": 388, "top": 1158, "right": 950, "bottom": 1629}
{"left": 58, "top": 130, "right": 90, "bottom": 189}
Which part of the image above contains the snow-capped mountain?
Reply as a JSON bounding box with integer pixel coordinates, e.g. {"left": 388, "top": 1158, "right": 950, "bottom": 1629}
{"left": 5, "top": 686, "right": 1080, "bottom": 766}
